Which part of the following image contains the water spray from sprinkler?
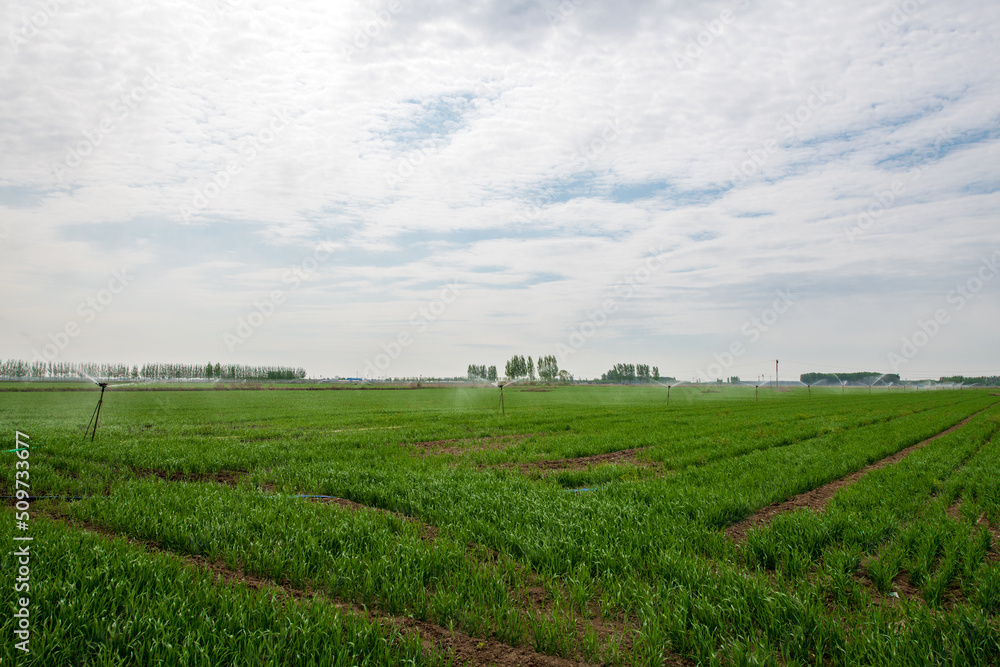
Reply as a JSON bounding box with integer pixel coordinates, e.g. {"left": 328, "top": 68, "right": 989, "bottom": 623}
{"left": 488, "top": 376, "right": 524, "bottom": 416}
{"left": 79, "top": 371, "right": 152, "bottom": 441}
{"left": 650, "top": 379, "right": 675, "bottom": 406}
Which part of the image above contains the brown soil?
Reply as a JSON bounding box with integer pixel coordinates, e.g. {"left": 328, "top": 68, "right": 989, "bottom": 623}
{"left": 946, "top": 499, "right": 963, "bottom": 521}
{"left": 892, "top": 571, "right": 920, "bottom": 600}
{"left": 500, "top": 447, "right": 657, "bottom": 473}
{"left": 977, "top": 513, "right": 1000, "bottom": 562}
{"left": 131, "top": 467, "right": 247, "bottom": 486}
{"left": 406, "top": 433, "right": 536, "bottom": 456}
{"left": 44, "top": 509, "right": 604, "bottom": 667}
{"left": 726, "top": 408, "right": 993, "bottom": 542}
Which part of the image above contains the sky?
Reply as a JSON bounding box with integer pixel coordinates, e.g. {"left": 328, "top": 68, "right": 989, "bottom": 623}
{"left": 1, "top": 0, "right": 998, "bottom": 382}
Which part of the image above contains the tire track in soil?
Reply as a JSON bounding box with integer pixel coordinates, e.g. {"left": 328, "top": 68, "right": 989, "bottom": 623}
{"left": 726, "top": 403, "right": 999, "bottom": 543}
{"left": 44, "top": 508, "right": 598, "bottom": 667}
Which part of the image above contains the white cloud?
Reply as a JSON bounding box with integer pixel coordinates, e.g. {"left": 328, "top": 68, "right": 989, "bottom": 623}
{"left": 1, "top": 0, "right": 998, "bottom": 379}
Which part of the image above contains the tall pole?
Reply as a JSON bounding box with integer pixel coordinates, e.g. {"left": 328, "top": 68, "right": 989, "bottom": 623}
{"left": 775, "top": 359, "right": 779, "bottom": 391}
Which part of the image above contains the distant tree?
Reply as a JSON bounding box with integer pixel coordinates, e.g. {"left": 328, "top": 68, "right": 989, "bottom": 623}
{"left": 505, "top": 355, "right": 529, "bottom": 379}
{"left": 488, "top": 365, "right": 498, "bottom": 382}
{"left": 528, "top": 357, "right": 536, "bottom": 381}
{"left": 652, "top": 366, "right": 659, "bottom": 381}
{"left": 537, "top": 355, "right": 559, "bottom": 382}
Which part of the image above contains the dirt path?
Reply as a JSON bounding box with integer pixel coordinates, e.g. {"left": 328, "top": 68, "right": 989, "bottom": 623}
{"left": 404, "top": 433, "right": 536, "bottom": 456}
{"left": 496, "top": 447, "right": 657, "bottom": 473}
{"left": 726, "top": 405, "right": 996, "bottom": 542}
{"left": 45, "top": 509, "right": 598, "bottom": 667}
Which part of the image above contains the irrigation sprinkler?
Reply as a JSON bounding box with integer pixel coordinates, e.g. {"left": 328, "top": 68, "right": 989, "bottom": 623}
{"left": 867, "top": 373, "right": 888, "bottom": 395}
{"left": 755, "top": 385, "right": 759, "bottom": 401}
{"left": 78, "top": 371, "right": 157, "bottom": 441}
{"left": 486, "top": 376, "right": 523, "bottom": 416}
{"left": 650, "top": 379, "right": 675, "bottom": 406}
{"left": 84, "top": 381, "right": 108, "bottom": 442}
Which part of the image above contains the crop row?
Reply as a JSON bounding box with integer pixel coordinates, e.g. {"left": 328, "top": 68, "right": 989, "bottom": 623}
{"left": 0, "top": 513, "right": 442, "bottom": 666}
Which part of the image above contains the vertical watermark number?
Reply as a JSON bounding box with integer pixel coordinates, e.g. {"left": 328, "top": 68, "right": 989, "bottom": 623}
{"left": 11, "top": 431, "right": 32, "bottom": 654}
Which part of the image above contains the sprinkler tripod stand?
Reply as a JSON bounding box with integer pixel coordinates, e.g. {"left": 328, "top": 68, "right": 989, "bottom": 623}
{"left": 85, "top": 382, "right": 108, "bottom": 442}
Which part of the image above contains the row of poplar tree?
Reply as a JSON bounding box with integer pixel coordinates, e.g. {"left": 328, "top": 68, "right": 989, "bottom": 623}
{"left": 467, "top": 355, "right": 563, "bottom": 382}
{"left": 599, "top": 363, "right": 666, "bottom": 383}
{"left": 0, "top": 359, "right": 306, "bottom": 380}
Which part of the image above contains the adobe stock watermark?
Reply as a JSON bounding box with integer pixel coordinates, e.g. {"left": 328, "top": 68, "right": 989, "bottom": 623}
{"left": 729, "top": 85, "right": 830, "bottom": 187}
{"left": 844, "top": 126, "right": 953, "bottom": 244}
{"left": 384, "top": 137, "right": 447, "bottom": 188}
{"left": 673, "top": 0, "right": 753, "bottom": 70}
{"left": 878, "top": 0, "right": 929, "bottom": 38}
{"left": 342, "top": 0, "right": 404, "bottom": 61}
{"left": 546, "top": 0, "right": 587, "bottom": 27}
{"left": 52, "top": 67, "right": 163, "bottom": 181}
{"left": 697, "top": 289, "right": 795, "bottom": 380}
{"left": 7, "top": 0, "right": 70, "bottom": 54}
{"left": 473, "top": 78, "right": 506, "bottom": 109}
{"left": 11, "top": 430, "right": 32, "bottom": 655}
{"left": 888, "top": 252, "right": 998, "bottom": 371}
{"left": 362, "top": 283, "right": 461, "bottom": 378}
{"left": 555, "top": 249, "right": 667, "bottom": 362}
{"left": 179, "top": 107, "right": 292, "bottom": 223}
{"left": 223, "top": 241, "right": 337, "bottom": 352}
{"left": 215, "top": 0, "right": 241, "bottom": 16}
{"left": 30, "top": 270, "right": 133, "bottom": 364}
{"left": 513, "top": 118, "right": 621, "bottom": 225}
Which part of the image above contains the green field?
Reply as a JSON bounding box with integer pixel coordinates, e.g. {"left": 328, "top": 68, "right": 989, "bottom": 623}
{"left": 2, "top": 385, "right": 999, "bottom": 666}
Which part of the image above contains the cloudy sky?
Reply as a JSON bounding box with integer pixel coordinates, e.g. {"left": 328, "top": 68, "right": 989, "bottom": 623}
{"left": 1, "top": 0, "right": 998, "bottom": 381}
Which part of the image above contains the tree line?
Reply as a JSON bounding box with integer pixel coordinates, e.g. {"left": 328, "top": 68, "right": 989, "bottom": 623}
{"left": 466, "top": 364, "right": 498, "bottom": 382}
{"left": 467, "top": 355, "right": 566, "bottom": 382}
{"left": 600, "top": 363, "right": 671, "bottom": 384}
{"left": 800, "top": 372, "right": 900, "bottom": 385}
{"left": 933, "top": 376, "right": 999, "bottom": 386}
{"left": 0, "top": 359, "right": 306, "bottom": 381}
